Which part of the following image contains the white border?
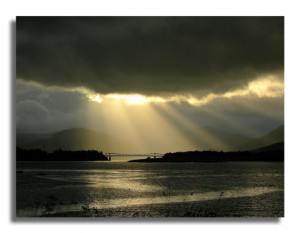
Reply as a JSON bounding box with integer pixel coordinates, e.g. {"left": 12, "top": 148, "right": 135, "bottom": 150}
{"left": 1, "top": 0, "right": 300, "bottom": 232}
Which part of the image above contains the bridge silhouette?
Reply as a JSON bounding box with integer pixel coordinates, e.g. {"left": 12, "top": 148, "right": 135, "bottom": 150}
{"left": 104, "top": 153, "right": 163, "bottom": 156}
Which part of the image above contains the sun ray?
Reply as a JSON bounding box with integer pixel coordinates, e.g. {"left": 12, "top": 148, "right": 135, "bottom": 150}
{"left": 153, "top": 104, "right": 230, "bottom": 150}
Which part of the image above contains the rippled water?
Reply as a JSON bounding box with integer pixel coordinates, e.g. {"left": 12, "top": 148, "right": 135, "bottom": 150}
{"left": 16, "top": 160, "right": 284, "bottom": 217}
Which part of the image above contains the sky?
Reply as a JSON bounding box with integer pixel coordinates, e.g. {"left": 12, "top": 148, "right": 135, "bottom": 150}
{"left": 16, "top": 16, "right": 284, "bottom": 151}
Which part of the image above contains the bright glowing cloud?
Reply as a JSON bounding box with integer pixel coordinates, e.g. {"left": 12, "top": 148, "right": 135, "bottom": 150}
{"left": 248, "top": 76, "right": 284, "bottom": 97}
{"left": 184, "top": 75, "right": 283, "bottom": 106}
{"left": 106, "top": 94, "right": 152, "bottom": 105}
{"left": 85, "top": 75, "right": 283, "bottom": 107}
{"left": 87, "top": 94, "right": 103, "bottom": 104}
{"left": 103, "top": 94, "right": 166, "bottom": 105}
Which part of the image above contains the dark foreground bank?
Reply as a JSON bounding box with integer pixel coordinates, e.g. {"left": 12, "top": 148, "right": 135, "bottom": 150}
{"left": 39, "top": 191, "right": 283, "bottom": 217}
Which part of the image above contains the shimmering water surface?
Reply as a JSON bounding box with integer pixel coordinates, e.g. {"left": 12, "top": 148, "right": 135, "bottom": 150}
{"left": 16, "top": 159, "right": 284, "bottom": 217}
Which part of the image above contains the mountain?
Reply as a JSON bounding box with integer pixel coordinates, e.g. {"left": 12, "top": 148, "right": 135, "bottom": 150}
{"left": 187, "top": 127, "right": 252, "bottom": 151}
{"left": 17, "top": 133, "right": 54, "bottom": 148}
{"left": 18, "top": 128, "right": 142, "bottom": 153}
{"left": 17, "top": 125, "right": 284, "bottom": 153}
{"left": 252, "top": 141, "right": 284, "bottom": 153}
{"left": 239, "top": 125, "right": 284, "bottom": 151}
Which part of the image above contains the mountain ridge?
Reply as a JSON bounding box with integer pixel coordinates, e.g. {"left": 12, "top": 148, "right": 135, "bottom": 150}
{"left": 18, "top": 128, "right": 143, "bottom": 154}
{"left": 238, "top": 125, "right": 284, "bottom": 151}
{"left": 16, "top": 124, "right": 284, "bottom": 153}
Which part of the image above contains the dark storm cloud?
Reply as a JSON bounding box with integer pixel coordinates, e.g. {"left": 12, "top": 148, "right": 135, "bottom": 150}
{"left": 16, "top": 81, "right": 91, "bottom": 133}
{"left": 17, "top": 100, "right": 50, "bottom": 121}
{"left": 16, "top": 80, "right": 88, "bottom": 113}
{"left": 17, "top": 16, "right": 284, "bottom": 95}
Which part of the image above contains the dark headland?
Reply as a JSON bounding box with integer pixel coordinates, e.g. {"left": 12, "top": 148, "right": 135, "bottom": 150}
{"left": 129, "top": 142, "right": 284, "bottom": 163}
{"left": 16, "top": 141, "right": 283, "bottom": 162}
{"left": 16, "top": 147, "right": 109, "bottom": 161}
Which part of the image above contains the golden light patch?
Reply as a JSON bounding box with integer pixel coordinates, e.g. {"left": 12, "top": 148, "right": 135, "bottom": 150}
{"left": 248, "top": 76, "right": 284, "bottom": 97}
{"left": 107, "top": 94, "right": 149, "bottom": 105}
{"left": 87, "top": 94, "right": 103, "bottom": 104}
{"left": 106, "top": 94, "right": 166, "bottom": 105}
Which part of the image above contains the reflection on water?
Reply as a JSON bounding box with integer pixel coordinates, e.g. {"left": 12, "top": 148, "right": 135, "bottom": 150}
{"left": 90, "top": 186, "right": 280, "bottom": 209}
{"left": 16, "top": 161, "right": 284, "bottom": 217}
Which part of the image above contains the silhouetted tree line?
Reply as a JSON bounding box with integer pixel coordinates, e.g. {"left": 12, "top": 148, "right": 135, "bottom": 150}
{"left": 129, "top": 149, "right": 284, "bottom": 163}
{"left": 162, "top": 150, "right": 284, "bottom": 162}
{"left": 16, "top": 148, "right": 109, "bottom": 161}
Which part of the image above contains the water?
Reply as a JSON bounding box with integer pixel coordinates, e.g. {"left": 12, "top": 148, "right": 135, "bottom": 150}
{"left": 16, "top": 160, "right": 284, "bottom": 217}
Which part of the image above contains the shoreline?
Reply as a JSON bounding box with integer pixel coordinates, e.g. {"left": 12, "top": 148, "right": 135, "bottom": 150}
{"left": 128, "top": 158, "right": 284, "bottom": 163}
{"left": 25, "top": 191, "right": 283, "bottom": 218}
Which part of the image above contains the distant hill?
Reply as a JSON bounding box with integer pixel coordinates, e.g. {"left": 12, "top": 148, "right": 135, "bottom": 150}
{"left": 18, "top": 128, "right": 142, "bottom": 153}
{"left": 252, "top": 141, "right": 284, "bottom": 153}
{"left": 17, "top": 132, "right": 54, "bottom": 148}
{"left": 16, "top": 126, "right": 253, "bottom": 153}
{"left": 188, "top": 127, "right": 252, "bottom": 151}
{"left": 239, "top": 125, "right": 284, "bottom": 151}
{"left": 17, "top": 125, "right": 284, "bottom": 153}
